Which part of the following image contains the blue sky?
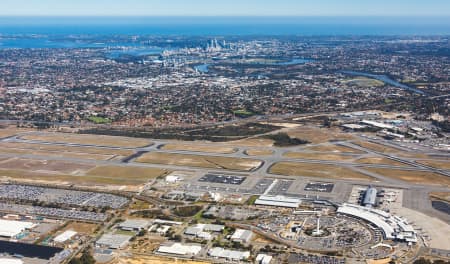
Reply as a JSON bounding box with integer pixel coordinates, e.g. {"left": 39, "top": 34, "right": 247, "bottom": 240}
{"left": 0, "top": 0, "right": 449, "bottom": 16}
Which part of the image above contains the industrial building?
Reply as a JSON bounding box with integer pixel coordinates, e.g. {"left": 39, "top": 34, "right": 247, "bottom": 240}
{"left": 230, "top": 229, "right": 253, "bottom": 243}
{"left": 256, "top": 254, "right": 273, "bottom": 264}
{"left": 208, "top": 247, "right": 250, "bottom": 261}
{"left": 96, "top": 233, "right": 133, "bottom": 249}
{"left": 255, "top": 195, "right": 302, "bottom": 208}
{"left": 54, "top": 230, "right": 77, "bottom": 243}
{"left": 157, "top": 243, "right": 202, "bottom": 256}
{"left": 118, "top": 219, "right": 149, "bottom": 231}
{"left": 0, "top": 219, "right": 35, "bottom": 238}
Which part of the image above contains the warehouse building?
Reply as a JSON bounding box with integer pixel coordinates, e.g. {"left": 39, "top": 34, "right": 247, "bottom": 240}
{"left": 54, "top": 230, "right": 77, "bottom": 243}
{"left": 96, "top": 233, "right": 133, "bottom": 249}
{"left": 255, "top": 195, "right": 302, "bottom": 208}
{"left": 0, "top": 219, "right": 35, "bottom": 238}
{"left": 157, "top": 243, "right": 202, "bottom": 256}
{"left": 231, "top": 229, "right": 253, "bottom": 243}
{"left": 208, "top": 247, "right": 250, "bottom": 261}
{"left": 118, "top": 219, "right": 149, "bottom": 231}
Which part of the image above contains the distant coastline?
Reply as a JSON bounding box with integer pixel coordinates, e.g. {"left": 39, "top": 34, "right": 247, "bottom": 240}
{"left": 0, "top": 16, "right": 449, "bottom": 35}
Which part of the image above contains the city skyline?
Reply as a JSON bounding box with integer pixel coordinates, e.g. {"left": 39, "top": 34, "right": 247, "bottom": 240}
{"left": 0, "top": 0, "right": 449, "bottom": 17}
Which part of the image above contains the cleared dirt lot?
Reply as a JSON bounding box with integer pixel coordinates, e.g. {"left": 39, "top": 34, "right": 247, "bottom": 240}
{"left": 136, "top": 152, "right": 262, "bottom": 171}
{"left": 118, "top": 255, "right": 210, "bottom": 264}
{"left": 365, "top": 168, "right": 450, "bottom": 187}
{"left": 417, "top": 160, "right": 450, "bottom": 170}
{"left": 86, "top": 165, "right": 168, "bottom": 181}
{"left": 283, "top": 152, "right": 355, "bottom": 161}
{"left": 161, "top": 143, "right": 236, "bottom": 154}
{"left": 229, "top": 138, "right": 274, "bottom": 147}
{"left": 0, "top": 142, "right": 133, "bottom": 156}
{"left": 0, "top": 158, "right": 167, "bottom": 186}
{"left": 306, "top": 144, "right": 365, "bottom": 154}
{"left": 352, "top": 141, "right": 431, "bottom": 159}
{"left": 60, "top": 221, "right": 98, "bottom": 235}
{"left": 269, "top": 162, "right": 373, "bottom": 181}
{"left": 22, "top": 132, "right": 151, "bottom": 147}
{"left": 0, "top": 128, "right": 32, "bottom": 138}
{"left": 245, "top": 149, "right": 274, "bottom": 156}
{"left": 430, "top": 192, "right": 450, "bottom": 203}
{"left": 355, "top": 157, "right": 407, "bottom": 167}
{"left": 287, "top": 126, "right": 355, "bottom": 144}
{"left": 0, "top": 158, "right": 94, "bottom": 174}
{"left": 0, "top": 146, "right": 117, "bottom": 161}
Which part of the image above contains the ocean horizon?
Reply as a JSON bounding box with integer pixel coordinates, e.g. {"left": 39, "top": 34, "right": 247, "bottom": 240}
{"left": 0, "top": 16, "right": 449, "bottom": 36}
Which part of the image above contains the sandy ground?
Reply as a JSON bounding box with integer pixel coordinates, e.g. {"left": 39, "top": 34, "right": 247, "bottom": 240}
{"left": 393, "top": 207, "right": 450, "bottom": 250}
{"left": 22, "top": 132, "right": 151, "bottom": 147}
{"left": 306, "top": 144, "right": 365, "bottom": 154}
{"left": 0, "top": 146, "right": 116, "bottom": 161}
{"left": 283, "top": 152, "right": 355, "bottom": 161}
{"left": 229, "top": 138, "right": 274, "bottom": 147}
{"left": 117, "top": 255, "right": 210, "bottom": 264}
{"left": 86, "top": 166, "right": 168, "bottom": 181}
{"left": 0, "top": 127, "right": 33, "bottom": 138}
{"left": 417, "top": 160, "right": 450, "bottom": 170}
{"left": 270, "top": 162, "right": 373, "bottom": 181}
{"left": 136, "top": 152, "right": 262, "bottom": 172}
{"left": 355, "top": 157, "right": 407, "bottom": 167}
{"left": 161, "top": 143, "right": 236, "bottom": 154}
{"left": 429, "top": 192, "right": 450, "bottom": 203}
{"left": 0, "top": 158, "right": 94, "bottom": 174}
{"left": 287, "top": 126, "right": 355, "bottom": 144}
{"left": 245, "top": 149, "right": 274, "bottom": 156}
{"left": 365, "top": 168, "right": 450, "bottom": 187}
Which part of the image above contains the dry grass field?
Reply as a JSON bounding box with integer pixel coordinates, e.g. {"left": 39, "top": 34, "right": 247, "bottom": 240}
{"left": 306, "top": 144, "right": 365, "bottom": 154}
{"left": 283, "top": 152, "right": 355, "bottom": 161}
{"left": 86, "top": 165, "right": 168, "bottom": 181}
{"left": 417, "top": 160, "right": 450, "bottom": 170}
{"left": 118, "top": 255, "right": 210, "bottom": 264}
{"left": 366, "top": 168, "right": 450, "bottom": 187}
{"left": 22, "top": 132, "right": 151, "bottom": 147}
{"left": 0, "top": 142, "right": 133, "bottom": 156}
{"left": 0, "top": 158, "right": 94, "bottom": 174}
{"left": 60, "top": 222, "right": 98, "bottom": 235}
{"left": 355, "top": 157, "right": 407, "bottom": 167}
{"left": 269, "top": 162, "right": 373, "bottom": 181}
{"left": 0, "top": 158, "right": 167, "bottom": 186}
{"left": 352, "top": 141, "right": 403, "bottom": 153}
{"left": 161, "top": 143, "right": 236, "bottom": 154}
{"left": 136, "top": 152, "right": 261, "bottom": 171}
{"left": 229, "top": 138, "right": 274, "bottom": 147}
{"left": 245, "top": 149, "right": 274, "bottom": 156}
{"left": 429, "top": 192, "right": 450, "bottom": 203}
{"left": 287, "top": 126, "right": 355, "bottom": 144}
{"left": 0, "top": 127, "right": 32, "bottom": 138}
{"left": 0, "top": 145, "right": 117, "bottom": 161}
{"left": 353, "top": 141, "right": 433, "bottom": 159}
{"left": 343, "top": 77, "right": 385, "bottom": 87}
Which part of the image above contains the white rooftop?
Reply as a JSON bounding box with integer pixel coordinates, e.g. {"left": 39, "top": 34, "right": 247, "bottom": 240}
{"left": 157, "top": 243, "right": 202, "bottom": 256}
{"left": 0, "top": 259, "right": 23, "bottom": 264}
{"left": 0, "top": 219, "right": 35, "bottom": 238}
{"left": 54, "top": 230, "right": 77, "bottom": 243}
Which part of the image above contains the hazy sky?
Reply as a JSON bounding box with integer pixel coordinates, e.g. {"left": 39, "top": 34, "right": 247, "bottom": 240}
{"left": 0, "top": 0, "right": 449, "bottom": 16}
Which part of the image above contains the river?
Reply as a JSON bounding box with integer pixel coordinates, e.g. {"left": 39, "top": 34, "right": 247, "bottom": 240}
{"left": 341, "top": 71, "right": 426, "bottom": 95}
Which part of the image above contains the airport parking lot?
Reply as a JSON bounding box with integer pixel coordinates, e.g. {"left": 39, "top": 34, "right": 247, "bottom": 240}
{"left": 0, "top": 184, "right": 129, "bottom": 209}
{"left": 304, "top": 182, "right": 334, "bottom": 193}
{"left": 198, "top": 173, "right": 247, "bottom": 185}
